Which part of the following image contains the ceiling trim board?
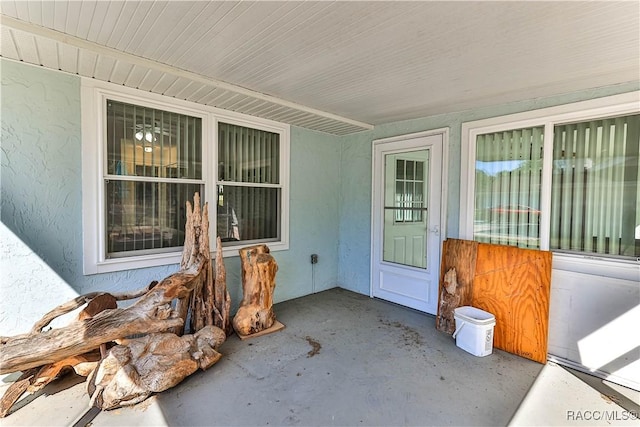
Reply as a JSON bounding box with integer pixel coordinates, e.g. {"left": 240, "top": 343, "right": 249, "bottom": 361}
{"left": 0, "top": 14, "right": 374, "bottom": 134}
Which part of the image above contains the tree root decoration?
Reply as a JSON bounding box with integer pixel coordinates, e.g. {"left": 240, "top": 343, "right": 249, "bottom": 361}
{"left": 0, "top": 192, "right": 230, "bottom": 417}
{"left": 214, "top": 236, "right": 232, "bottom": 336}
{"left": 0, "top": 266, "right": 204, "bottom": 375}
{"left": 87, "top": 325, "right": 225, "bottom": 410}
{"left": 30, "top": 283, "right": 158, "bottom": 334}
{"left": 233, "top": 244, "right": 278, "bottom": 336}
{"left": 0, "top": 369, "right": 39, "bottom": 418}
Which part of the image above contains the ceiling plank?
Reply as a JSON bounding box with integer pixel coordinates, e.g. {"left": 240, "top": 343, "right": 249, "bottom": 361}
{"left": 36, "top": 37, "right": 59, "bottom": 70}
{"left": 1, "top": 2, "right": 636, "bottom": 134}
{"left": 0, "top": 14, "right": 372, "bottom": 133}
{"left": 109, "top": 61, "right": 135, "bottom": 86}
{"left": 57, "top": 43, "right": 78, "bottom": 74}
{"left": 64, "top": 1, "right": 82, "bottom": 36}
{"left": 11, "top": 30, "right": 39, "bottom": 64}
{"left": 77, "top": 48, "right": 98, "bottom": 77}
{"left": 76, "top": 1, "right": 97, "bottom": 40}
{"left": 0, "top": 27, "right": 20, "bottom": 60}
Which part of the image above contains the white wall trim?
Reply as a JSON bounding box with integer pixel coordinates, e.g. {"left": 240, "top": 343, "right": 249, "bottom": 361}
{"left": 373, "top": 128, "right": 450, "bottom": 145}
{"left": 548, "top": 356, "right": 639, "bottom": 392}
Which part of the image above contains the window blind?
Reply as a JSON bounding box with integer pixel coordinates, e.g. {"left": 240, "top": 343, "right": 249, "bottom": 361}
{"left": 551, "top": 114, "right": 639, "bottom": 258}
{"left": 105, "top": 100, "right": 203, "bottom": 256}
{"left": 474, "top": 126, "right": 544, "bottom": 248}
{"left": 217, "top": 123, "right": 280, "bottom": 243}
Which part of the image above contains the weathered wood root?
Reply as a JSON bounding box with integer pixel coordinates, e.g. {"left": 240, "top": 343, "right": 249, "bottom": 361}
{"left": 0, "top": 267, "right": 203, "bottom": 374}
{"left": 0, "top": 369, "right": 39, "bottom": 418}
{"left": 233, "top": 244, "right": 278, "bottom": 336}
{"left": 437, "top": 267, "right": 460, "bottom": 334}
{"left": 30, "top": 284, "right": 156, "bottom": 335}
{"left": 1, "top": 194, "right": 212, "bottom": 374}
{"left": 213, "top": 236, "right": 232, "bottom": 336}
{"left": 0, "top": 351, "right": 102, "bottom": 418}
{"left": 0, "top": 292, "right": 117, "bottom": 417}
{"left": 87, "top": 325, "right": 225, "bottom": 410}
{"left": 0, "top": 192, "right": 229, "bottom": 416}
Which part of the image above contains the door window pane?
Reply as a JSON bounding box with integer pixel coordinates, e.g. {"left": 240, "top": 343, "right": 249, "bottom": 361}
{"left": 394, "top": 159, "right": 426, "bottom": 223}
{"left": 383, "top": 150, "right": 429, "bottom": 269}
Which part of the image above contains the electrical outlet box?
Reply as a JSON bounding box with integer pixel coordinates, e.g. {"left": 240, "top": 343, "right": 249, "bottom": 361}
{"left": 310, "top": 254, "right": 318, "bottom": 264}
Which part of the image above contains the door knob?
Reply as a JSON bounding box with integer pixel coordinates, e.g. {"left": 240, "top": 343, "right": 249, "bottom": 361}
{"left": 429, "top": 225, "right": 440, "bottom": 235}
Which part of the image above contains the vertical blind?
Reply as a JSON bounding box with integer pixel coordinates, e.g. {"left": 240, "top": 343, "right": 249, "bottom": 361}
{"left": 217, "top": 122, "right": 280, "bottom": 243}
{"left": 551, "top": 114, "right": 639, "bottom": 258}
{"left": 105, "top": 100, "right": 202, "bottom": 256}
{"left": 474, "top": 126, "right": 544, "bottom": 248}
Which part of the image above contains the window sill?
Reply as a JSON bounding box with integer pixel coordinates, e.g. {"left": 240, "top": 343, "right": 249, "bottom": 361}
{"left": 552, "top": 252, "right": 639, "bottom": 282}
{"left": 86, "top": 241, "right": 289, "bottom": 275}
{"left": 88, "top": 252, "right": 183, "bottom": 275}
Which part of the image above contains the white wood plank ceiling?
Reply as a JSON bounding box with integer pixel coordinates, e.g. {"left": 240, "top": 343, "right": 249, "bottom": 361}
{"left": 1, "top": 1, "right": 638, "bottom": 135}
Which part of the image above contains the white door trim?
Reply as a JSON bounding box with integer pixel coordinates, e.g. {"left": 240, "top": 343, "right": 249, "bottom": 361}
{"left": 369, "top": 128, "right": 449, "bottom": 306}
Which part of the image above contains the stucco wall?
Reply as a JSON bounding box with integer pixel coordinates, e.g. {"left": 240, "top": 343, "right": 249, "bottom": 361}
{"left": 0, "top": 223, "right": 81, "bottom": 335}
{"left": 0, "top": 59, "right": 340, "bottom": 335}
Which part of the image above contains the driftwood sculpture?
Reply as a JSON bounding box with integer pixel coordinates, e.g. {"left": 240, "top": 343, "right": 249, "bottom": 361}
{"left": 214, "top": 237, "right": 233, "bottom": 336}
{"left": 437, "top": 267, "right": 460, "bottom": 334}
{"left": 87, "top": 325, "right": 225, "bottom": 410}
{"left": 232, "top": 244, "right": 279, "bottom": 336}
{"left": 0, "top": 193, "right": 232, "bottom": 415}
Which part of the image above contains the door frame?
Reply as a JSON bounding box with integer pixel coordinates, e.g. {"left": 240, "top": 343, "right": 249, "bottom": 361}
{"left": 370, "top": 128, "right": 450, "bottom": 312}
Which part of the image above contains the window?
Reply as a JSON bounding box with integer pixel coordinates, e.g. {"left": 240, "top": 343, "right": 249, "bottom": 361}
{"left": 217, "top": 122, "right": 282, "bottom": 245}
{"left": 474, "top": 126, "right": 543, "bottom": 248}
{"left": 105, "top": 100, "right": 203, "bottom": 258}
{"left": 82, "top": 80, "right": 289, "bottom": 274}
{"left": 550, "top": 115, "right": 638, "bottom": 259}
{"left": 461, "top": 92, "right": 639, "bottom": 276}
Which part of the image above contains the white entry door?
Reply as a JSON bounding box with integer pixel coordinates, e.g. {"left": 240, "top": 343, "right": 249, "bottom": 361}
{"left": 371, "top": 131, "right": 445, "bottom": 314}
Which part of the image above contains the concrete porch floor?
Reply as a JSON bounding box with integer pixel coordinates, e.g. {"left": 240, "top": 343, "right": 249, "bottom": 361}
{"left": 1, "top": 288, "right": 638, "bottom": 426}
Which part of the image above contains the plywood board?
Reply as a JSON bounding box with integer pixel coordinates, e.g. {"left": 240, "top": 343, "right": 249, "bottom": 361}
{"left": 472, "top": 243, "right": 552, "bottom": 363}
{"left": 436, "top": 239, "right": 552, "bottom": 364}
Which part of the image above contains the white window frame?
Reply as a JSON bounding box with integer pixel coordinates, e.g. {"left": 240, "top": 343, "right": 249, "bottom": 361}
{"left": 212, "top": 113, "right": 290, "bottom": 257}
{"left": 82, "top": 79, "right": 289, "bottom": 275}
{"left": 460, "top": 91, "right": 639, "bottom": 281}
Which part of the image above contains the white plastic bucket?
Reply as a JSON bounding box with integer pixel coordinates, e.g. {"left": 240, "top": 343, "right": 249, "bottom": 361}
{"left": 452, "top": 306, "right": 496, "bottom": 357}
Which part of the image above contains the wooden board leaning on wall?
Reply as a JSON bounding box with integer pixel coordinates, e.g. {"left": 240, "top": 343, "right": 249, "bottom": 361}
{"left": 436, "top": 238, "right": 552, "bottom": 364}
